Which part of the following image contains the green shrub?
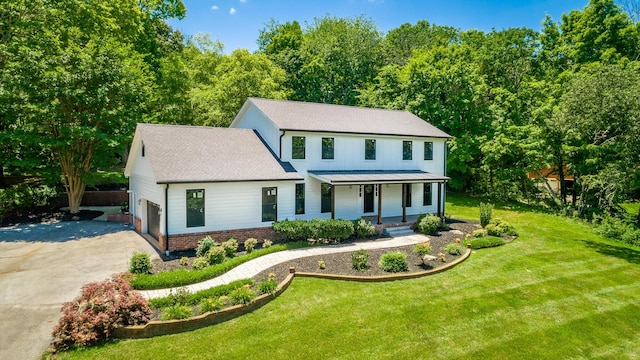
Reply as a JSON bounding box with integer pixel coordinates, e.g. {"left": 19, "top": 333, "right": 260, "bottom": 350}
{"left": 316, "top": 219, "right": 354, "bottom": 242}
{"left": 244, "top": 238, "right": 258, "bottom": 253}
{"left": 413, "top": 242, "right": 432, "bottom": 257}
{"left": 379, "top": 251, "right": 409, "bottom": 272}
{"left": 198, "top": 297, "right": 225, "bottom": 313}
{"left": 206, "top": 246, "right": 225, "bottom": 265}
{"left": 263, "top": 239, "right": 273, "bottom": 248}
{"left": 485, "top": 224, "right": 501, "bottom": 237}
{"left": 195, "top": 236, "right": 218, "bottom": 257}
{"left": 148, "top": 279, "right": 254, "bottom": 309}
{"left": 417, "top": 214, "right": 439, "bottom": 235}
{"left": 472, "top": 229, "right": 486, "bottom": 238}
{"left": 229, "top": 285, "right": 256, "bottom": 305}
{"left": 192, "top": 257, "right": 209, "bottom": 270}
{"left": 480, "top": 202, "right": 494, "bottom": 227}
{"left": 354, "top": 218, "right": 376, "bottom": 238}
{"left": 318, "top": 260, "right": 326, "bottom": 269}
{"left": 131, "top": 243, "right": 307, "bottom": 290}
{"left": 129, "top": 251, "right": 153, "bottom": 274}
{"left": 258, "top": 273, "right": 278, "bottom": 295}
{"left": 272, "top": 219, "right": 314, "bottom": 241}
{"left": 621, "top": 229, "right": 640, "bottom": 246}
{"left": 464, "top": 236, "right": 505, "bottom": 249}
{"left": 165, "top": 287, "right": 191, "bottom": 306}
{"left": 179, "top": 257, "right": 189, "bottom": 267}
{"left": 596, "top": 215, "right": 630, "bottom": 239}
{"left": 351, "top": 249, "right": 369, "bottom": 271}
{"left": 486, "top": 218, "right": 518, "bottom": 236}
{"left": 445, "top": 243, "right": 464, "bottom": 255}
{"left": 222, "top": 238, "right": 238, "bottom": 258}
{"left": 161, "top": 305, "right": 193, "bottom": 320}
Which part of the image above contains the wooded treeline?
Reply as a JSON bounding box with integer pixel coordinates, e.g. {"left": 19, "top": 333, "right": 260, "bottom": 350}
{"left": 1, "top": 0, "right": 639, "bottom": 217}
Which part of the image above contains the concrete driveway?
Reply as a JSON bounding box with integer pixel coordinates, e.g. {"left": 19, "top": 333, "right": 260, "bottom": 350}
{"left": 0, "top": 220, "right": 159, "bottom": 360}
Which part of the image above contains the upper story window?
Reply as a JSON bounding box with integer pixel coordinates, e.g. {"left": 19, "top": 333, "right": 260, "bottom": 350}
{"left": 292, "top": 136, "right": 305, "bottom": 159}
{"left": 186, "top": 189, "right": 205, "bottom": 227}
{"left": 403, "top": 141, "right": 412, "bottom": 160}
{"left": 322, "top": 137, "right": 334, "bottom": 160}
{"left": 365, "top": 139, "right": 376, "bottom": 160}
{"left": 424, "top": 141, "right": 433, "bottom": 160}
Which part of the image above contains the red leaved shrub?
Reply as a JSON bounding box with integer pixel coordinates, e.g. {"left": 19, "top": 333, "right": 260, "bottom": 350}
{"left": 51, "top": 273, "right": 151, "bottom": 352}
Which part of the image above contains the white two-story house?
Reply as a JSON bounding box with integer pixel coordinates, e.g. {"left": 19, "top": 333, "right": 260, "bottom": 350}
{"left": 124, "top": 98, "right": 450, "bottom": 253}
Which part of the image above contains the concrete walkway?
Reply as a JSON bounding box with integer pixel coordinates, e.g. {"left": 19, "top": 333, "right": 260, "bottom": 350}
{"left": 140, "top": 233, "right": 430, "bottom": 299}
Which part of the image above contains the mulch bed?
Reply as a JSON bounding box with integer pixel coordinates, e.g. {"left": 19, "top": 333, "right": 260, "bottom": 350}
{"left": 252, "top": 220, "right": 479, "bottom": 283}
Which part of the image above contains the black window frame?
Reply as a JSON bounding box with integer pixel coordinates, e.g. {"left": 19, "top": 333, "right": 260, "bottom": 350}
{"left": 186, "top": 189, "right": 205, "bottom": 228}
{"left": 423, "top": 183, "right": 433, "bottom": 206}
{"left": 365, "top": 139, "right": 376, "bottom": 160}
{"left": 403, "top": 141, "right": 412, "bottom": 160}
{"left": 292, "top": 136, "right": 305, "bottom": 159}
{"left": 424, "top": 141, "right": 433, "bottom": 160}
{"left": 321, "top": 183, "right": 332, "bottom": 213}
{"left": 295, "top": 183, "right": 305, "bottom": 215}
{"left": 322, "top": 137, "right": 334, "bottom": 160}
{"left": 262, "top": 187, "right": 278, "bottom": 222}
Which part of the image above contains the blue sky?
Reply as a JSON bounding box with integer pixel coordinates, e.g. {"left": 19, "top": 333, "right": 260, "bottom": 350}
{"left": 167, "top": 0, "right": 591, "bottom": 53}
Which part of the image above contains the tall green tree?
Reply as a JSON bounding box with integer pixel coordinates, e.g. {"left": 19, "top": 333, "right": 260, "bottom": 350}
{"left": 5, "top": 0, "right": 184, "bottom": 213}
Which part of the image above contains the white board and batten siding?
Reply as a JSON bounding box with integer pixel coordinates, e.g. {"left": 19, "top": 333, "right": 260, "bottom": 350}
{"left": 166, "top": 181, "right": 296, "bottom": 235}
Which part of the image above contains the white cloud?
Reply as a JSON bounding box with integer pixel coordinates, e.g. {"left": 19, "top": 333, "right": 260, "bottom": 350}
{"left": 229, "top": 7, "right": 236, "bottom": 14}
{"left": 211, "top": 5, "right": 219, "bottom": 10}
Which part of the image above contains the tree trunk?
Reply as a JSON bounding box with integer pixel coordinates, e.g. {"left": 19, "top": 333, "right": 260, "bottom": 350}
{"left": 558, "top": 158, "right": 566, "bottom": 205}
{"left": 58, "top": 147, "right": 92, "bottom": 214}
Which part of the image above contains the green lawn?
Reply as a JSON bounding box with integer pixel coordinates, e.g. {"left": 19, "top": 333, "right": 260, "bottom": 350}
{"left": 51, "top": 194, "right": 640, "bottom": 359}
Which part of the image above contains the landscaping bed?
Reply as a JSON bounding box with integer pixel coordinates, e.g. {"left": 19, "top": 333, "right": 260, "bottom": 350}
{"left": 253, "top": 220, "right": 479, "bottom": 281}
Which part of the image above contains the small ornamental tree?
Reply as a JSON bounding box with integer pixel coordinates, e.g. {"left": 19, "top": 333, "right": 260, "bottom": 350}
{"left": 50, "top": 273, "right": 151, "bottom": 352}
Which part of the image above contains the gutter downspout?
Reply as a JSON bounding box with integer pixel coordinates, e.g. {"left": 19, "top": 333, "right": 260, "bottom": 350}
{"left": 165, "top": 184, "right": 169, "bottom": 256}
{"left": 279, "top": 130, "right": 286, "bottom": 159}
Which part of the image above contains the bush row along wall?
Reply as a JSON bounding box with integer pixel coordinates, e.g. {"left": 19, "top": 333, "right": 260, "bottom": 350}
{"left": 167, "top": 227, "right": 278, "bottom": 252}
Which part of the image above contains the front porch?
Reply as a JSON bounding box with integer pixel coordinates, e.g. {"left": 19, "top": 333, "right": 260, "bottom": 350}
{"left": 308, "top": 170, "right": 449, "bottom": 225}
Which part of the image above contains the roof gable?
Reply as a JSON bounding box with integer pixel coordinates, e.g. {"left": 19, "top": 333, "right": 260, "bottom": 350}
{"left": 129, "top": 124, "right": 301, "bottom": 183}
{"left": 244, "top": 98, "right": 451, "bottom": 138}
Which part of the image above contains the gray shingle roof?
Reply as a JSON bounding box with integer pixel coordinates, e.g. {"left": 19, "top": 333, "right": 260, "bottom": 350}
{"left": 247, "top": 98, "right": 451, "bottom": 138}
{"left": 136, "top": 124, "right": 302, "bottom": 183}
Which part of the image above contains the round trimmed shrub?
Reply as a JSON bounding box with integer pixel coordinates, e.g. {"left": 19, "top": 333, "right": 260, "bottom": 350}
{"left": 195, "top": 236, "right": 217, "bottom": 257}
{"left": 354, "top": 218, "right": 376, "bottom": 238}
{"left": 413, "top": 242, "right": 432, "bottom": 257}
{"left": 351, "top": 249, "right": 369, "bottom": 271}
{"left": 129, "top": 251, "right": 153, "bottom": 274}
{"left": 192, "top": 257, "right": 209, "bottom": 270}
{"left": 244, "top": 238, "right": 258, "bottom": 253}
{"left": 417, "top": 214, "right": 440, "bottom": 235}
{"left": 445, "top": 243, "right": 464, "bottom": 255}
{"left": 229, "top": 285, "right": 256, "bottom": 305}
{"left": 222, "top": 238, "right": 239, "bottom": 258}
{"left": 206, "top": 246, "right": 225, "bottom": 265}
{"left": 379, "top": 251, "right": 409, "bottom": 272}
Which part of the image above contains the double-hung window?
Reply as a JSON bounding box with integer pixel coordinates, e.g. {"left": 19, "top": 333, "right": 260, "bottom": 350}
{"left": 423, "top": 184, "right": 433, "bottom": 206}
{"left": 403, "top": 141, "right": 412, "bottom": 160}
{"left": 322, "top": 137, "right": 334, "bottom": 160}
{"left": 292, "top": 136, "right": 305, "bottom": 159}
{"left": 262, "top": 187, "right": 277, "bottom": 222}
{"left": 365, "top": 139, "right": 376, "bottom": 160}
{"left": 295, "top": 183, "right": 305, "bottom": 215}
{"left": 424, "top": 141, "right": 433, "bottom": 160}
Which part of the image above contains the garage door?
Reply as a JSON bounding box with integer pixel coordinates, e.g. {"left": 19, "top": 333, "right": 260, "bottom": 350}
{"left": 147, "top": 201, "right": 161, "bottom": 240}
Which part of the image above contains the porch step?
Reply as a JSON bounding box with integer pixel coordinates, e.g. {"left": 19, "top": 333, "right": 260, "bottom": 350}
{"left": 384, "top": 225, "right": 415, "bottom": 238}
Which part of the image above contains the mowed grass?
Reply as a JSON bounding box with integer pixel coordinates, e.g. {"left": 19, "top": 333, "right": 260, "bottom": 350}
{"left": 51, "top": 194, "right": 640, "bottom": 359}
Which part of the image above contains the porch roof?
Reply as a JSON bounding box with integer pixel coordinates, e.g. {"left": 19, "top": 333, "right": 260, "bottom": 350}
{"left": 308, "top": 170, "right": 449, "bottom": 185}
